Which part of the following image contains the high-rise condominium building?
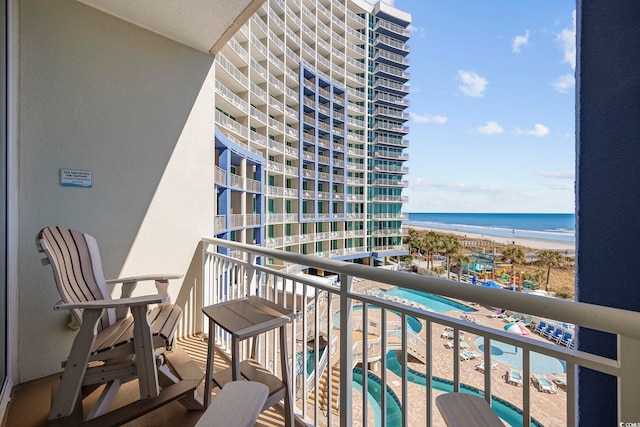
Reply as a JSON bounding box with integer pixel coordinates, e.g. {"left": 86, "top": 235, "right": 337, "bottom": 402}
{"left": 213, "top": 0, "right": 410, "bottom": 270}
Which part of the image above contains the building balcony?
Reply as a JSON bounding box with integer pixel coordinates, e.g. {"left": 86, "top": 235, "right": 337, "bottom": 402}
{"left": 179, "top": 237, "right": 640, "bottom": 427}
{"left": 368, "top": 212, "right": 408, "bottom": 220}
{"left": 372, "top": 92, "right": 410, "bottom": 108}
{"left": 373, "top": 135, "right": 410, "bottom": 148}
{"left": 373, "top": 63, "right": 410, "bottom": 82}
{"left": 373, "top": 49, "right": 410, "bottom": 69}
{"left": 372, "top": 195, "right": 410, "bottom": 204}
{"left": 374, "top": 149, "right": 409, "bottom": 161}
{"left": 372, "top": 178, "right": 409, "bottom": 188}
{"left": 374, "top": 106, "right": 410, "bottom": 122}
{"left": 374, "top": 34, "right": 411, "bottom": 56}
{"left": 214, "top": 215, "right": 226, "bottom": 231}
{"left": 374, "top": 18, "right": 411, "bottom": 41}
{"left": 374, "top": 164, "right": 410, "bottom": 174}
{"left": 373, "top": 122, "right": 410, "bottom": 135}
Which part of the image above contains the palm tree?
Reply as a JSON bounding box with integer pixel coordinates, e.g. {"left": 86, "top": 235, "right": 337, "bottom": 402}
{"left": 449, "top": 253, "right": 471, "bottom": 282}
{"left": 440, "top": 236, "right": 461, "bottom": 279}
{"left": 421, "top": 232, "right": 441, "bottom": 270}
{"left": 405, "top": 228, "right": 421, "bottom": 255}
{"left": 500, "top": 247, "right": 525, "bottom": 290}
{"left": 537, "top": 250, "right": 564, "bottom": 292}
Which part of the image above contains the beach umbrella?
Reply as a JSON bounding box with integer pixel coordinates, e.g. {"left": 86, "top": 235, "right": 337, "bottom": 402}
{"left": 504, "top": 323, "right": 529, "bottom": 336}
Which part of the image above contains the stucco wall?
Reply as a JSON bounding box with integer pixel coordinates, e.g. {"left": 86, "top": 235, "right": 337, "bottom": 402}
{"left": 19, "top": 0, "right": 215, "bottom": 381}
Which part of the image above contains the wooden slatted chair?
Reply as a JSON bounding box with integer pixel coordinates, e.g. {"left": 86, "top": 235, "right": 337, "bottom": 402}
{"left": 37, "top": 226, "right": 204, "bottom": 426}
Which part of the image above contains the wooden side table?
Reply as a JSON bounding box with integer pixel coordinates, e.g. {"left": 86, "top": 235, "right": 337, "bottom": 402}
{"left": 202, "top": 296, "right": 294, "bottom": 427}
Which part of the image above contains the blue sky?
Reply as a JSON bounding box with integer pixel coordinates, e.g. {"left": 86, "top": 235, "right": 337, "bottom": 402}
{"left": 377, "top": 1, "right": 576, "bottom": 213}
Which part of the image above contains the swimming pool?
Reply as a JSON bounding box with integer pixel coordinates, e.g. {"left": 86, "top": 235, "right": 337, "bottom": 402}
{"left": 386, "top": 351, "right": 544, "bottom": 427}
{"left": 353, "top": 368, "right": 402, "bottom": 427}
{"left": 334, "top": 305, "right": 423, "bottom": 333}
{"left": 385, "top": 288, "right": 476, "bottom": 314}
{"left": 473, "top": 337, "right": 566, "bottom": 374}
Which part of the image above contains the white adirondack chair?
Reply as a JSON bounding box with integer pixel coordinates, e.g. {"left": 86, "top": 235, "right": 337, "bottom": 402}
{"left": 37, "top": 226, "right": 204, "bottom": 426}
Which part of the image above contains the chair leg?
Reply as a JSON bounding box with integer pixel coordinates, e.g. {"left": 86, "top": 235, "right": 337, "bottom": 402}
{"left": 131, "top": 306, "right": 160, "bottom": 399}
{"left": 87, "top": 379, "right": 121, "bottom": 420}
{"left": 159, "top": 348, "right": 205, "bottom": 410}
{"left": 279, "top": 326, "right": 293, "bottom": 427}
{"left": 49, "top": 309, "right": 102, "bottom": 422}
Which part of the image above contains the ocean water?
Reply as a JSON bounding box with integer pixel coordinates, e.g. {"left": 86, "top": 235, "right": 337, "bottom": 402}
{"left": 405, "top": 213, "right": 575, "bottom": 244}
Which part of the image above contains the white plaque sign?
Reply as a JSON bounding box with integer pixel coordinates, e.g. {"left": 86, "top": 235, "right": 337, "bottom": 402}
{"left": 60, "top": 169, "right": 92, "bottom": 188}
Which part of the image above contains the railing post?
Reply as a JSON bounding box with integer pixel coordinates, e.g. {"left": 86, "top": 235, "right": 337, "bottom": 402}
{"left": 618, "top": 335, "right": 640, "bottom": 423}
{"left": 339, "top": 274, "right": 353, "bottom": 427}
{"left": 247, "top": 253, "right": 257, "bottom": 296}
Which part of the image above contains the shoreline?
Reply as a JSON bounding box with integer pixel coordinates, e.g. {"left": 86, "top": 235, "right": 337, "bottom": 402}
{"left": 404, "top": 224, "right": 575, "bottom": 252}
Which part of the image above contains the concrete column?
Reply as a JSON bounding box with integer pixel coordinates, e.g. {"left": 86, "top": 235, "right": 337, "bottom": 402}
{"left": 576, "top": 2, "right": 640, "bottom": 425}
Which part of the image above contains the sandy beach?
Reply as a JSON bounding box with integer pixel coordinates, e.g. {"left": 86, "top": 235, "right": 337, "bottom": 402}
{"left": 404, "top": 224, "right": 575, "bottom": 252}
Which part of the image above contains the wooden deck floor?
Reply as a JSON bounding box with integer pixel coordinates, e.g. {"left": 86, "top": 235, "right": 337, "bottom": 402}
{"left": 2, "top": 335, "right": 298, "bottom": 427}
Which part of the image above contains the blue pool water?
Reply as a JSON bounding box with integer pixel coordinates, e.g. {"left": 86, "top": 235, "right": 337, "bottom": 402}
{"left": 386, "top": 351, "right": 544, "bottom": 427}
{"left": 473, "top": 337, "right": 566, "bottom": 374}
{"left": 385, "top": 288, "right": 476, "bottom": 314}
{"left": 295, "top": 348, "right": 325, "bottom": 377}
{"left": 353, "top": 368, "right": 402, "bottom": 427}
{"left": 334, "top": 305, "right": 423, "bottom": 333}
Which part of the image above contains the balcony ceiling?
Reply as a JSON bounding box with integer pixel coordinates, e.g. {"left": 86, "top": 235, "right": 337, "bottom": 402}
{"left": 77, "top": 0, "right": 265, "bottom": 54}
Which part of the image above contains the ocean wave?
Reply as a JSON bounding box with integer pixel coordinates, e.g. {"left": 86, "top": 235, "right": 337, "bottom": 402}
{"left": 404, "top": 220, "right": 575, "bottom": 243}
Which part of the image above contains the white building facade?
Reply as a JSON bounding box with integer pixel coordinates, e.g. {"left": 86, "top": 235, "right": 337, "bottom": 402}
{"left": 212, "top": 0, "right": 411, "bottom": 267}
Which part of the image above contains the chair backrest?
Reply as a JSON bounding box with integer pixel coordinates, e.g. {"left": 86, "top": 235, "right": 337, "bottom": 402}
{"left": 37, "top": 226, "right": 116, "bottom": 332}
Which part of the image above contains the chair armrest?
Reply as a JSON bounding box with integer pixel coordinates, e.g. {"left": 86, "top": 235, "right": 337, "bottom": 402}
{"left": 105, "top": 274, "right": 183, "bottom": 285}
{"left": 54, "top": 294, "right": 168, "bottom": 311}
{"left": 106, "top": 274, "right": 182, "bottom": 319}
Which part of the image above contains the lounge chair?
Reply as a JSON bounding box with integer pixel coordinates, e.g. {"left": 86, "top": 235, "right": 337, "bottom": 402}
{"left": 532, "top": 373, "right": 558, "bottom": 394}
{"left": 534, "top": 320, "right": 547, "bottom": 335}
{"left": 542, "top": 324, "right": 556, "bottom": 339}
{"left": 552, "top": 376, "right": 568, "bottom": 391}
{"left": 549, "top": 328, "right": 564, "bottom": 342}
{"left": 489, "top": 309, "right": 506, "bottom": 319}
{"left": 37, "top": 226, "right": 204, "bottom": 425}
{"left": 475, "top": 360, "right": 499, "bottom": 372}
{"left": 445, "top": 340, "right": 469, "bottom": 350}
{"left": 503, "top": 312, "right": 523, "bottom": 323}
{"left": 521, "top": 315, "right": 533, "bottom": 328}
{"left": 506, "top": 369, "right": 523, "bottom": 386}
{"left": 460, "top": 351, "right": 482, "bottom": 361}
{"left": 441, "top": 330, "right": 465, "bottom": 340}
{"left": 558, "top": 331, "right": 573, "bottom": 345}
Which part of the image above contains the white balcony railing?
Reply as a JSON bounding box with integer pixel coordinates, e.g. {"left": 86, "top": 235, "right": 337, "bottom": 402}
{"left": 193, "top": 238, "right": 640, "bottom": 427}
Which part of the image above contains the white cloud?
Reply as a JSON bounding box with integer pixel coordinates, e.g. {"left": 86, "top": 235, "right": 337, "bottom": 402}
{"left": 557, "top": 10, "right": 576, "bottom": 70}
{"left": 407, "top": 24, "right": 425, "bottom": 38}
{"left": 551, "top": 74, "right": 575, "bottom": 93}
{"left": 476, "top": 121, "right": 504, "bottom": 135}
{"left": 409, "top": 178, "right": 505, "bottom": 194}
{"left": 538, "top": 170, "right": 575, "bottom": 179}
{"left": 528, "top": 124, "right": 550, "bottom": 137}
{"left": 512, "top": 30, "right": 530, "bottom": 53}
{"left": 410, "top": 112, "right": 448, "bottom": 124}
{"left": 546, "top": 181, "right": 574, "bottom": 190}
{"left": 458, "top": 70, "right": 489, "bottom": 98}
{"left": 514, "top": 124, "right": 550, "bottom": 137}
